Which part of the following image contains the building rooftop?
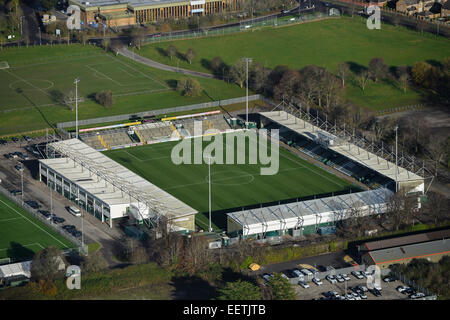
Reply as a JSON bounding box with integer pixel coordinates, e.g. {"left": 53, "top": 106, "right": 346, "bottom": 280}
{"left": 260, "top": 111, "right": 424, "bottom": 184}
{"left": 0, "top": 261, "right": 32, "bottom": 279}
{"left": 42, "top": 139, "right": 197, "bottom": 220}
{"left": 71, "top": 0, "right": 199, "bottom": 9}
{"left": 227, "top": 188, "right": 392, "bottom": 233}
{"left": 362, "top": 229, "right": 450, "bottom": 251}
{"left": 365, "top": 239, "right": 450, "bottom": 265}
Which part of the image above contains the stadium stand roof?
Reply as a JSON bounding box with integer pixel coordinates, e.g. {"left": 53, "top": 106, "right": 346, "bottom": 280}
{"left": 227, "top": 188, "right": 393, "bottom": 236}
{"left": 42, "top": 139, "right": 197, "bottom": 220}
{"left": 0, "top": 261, "right": 32, "bottom": 279}
{"left": 260, "top": 111, "right": 424, "bottom": 184}
{"left": 364, "top": 239, "right": 450, "bottom": 265}
{"left": 362, "top": 229, "right": 450, "bottom": 251}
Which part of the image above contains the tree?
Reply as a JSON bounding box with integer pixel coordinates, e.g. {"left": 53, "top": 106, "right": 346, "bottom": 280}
{"left": 176, "top": 78, "right": 202, "bottom": 97}
{"left": 368, "top": 57, "right": 388, "bottom": 82}
{"left": 101, "top": 38, "right": 109, "bottom": 51}
{"left": 411, "top": 61, "right": 432, "bottom": 87}
{"left": 425, "top": 134, "right": 448, "bottom": 176}
{"left": 95, "top": 90, "right": 114, "bottom": 107}
{"left": 249, "top": 62, "right": 269, "bottom": 93}
{"left": 267, "top": 273, "right": 296, "bottom": 300}
{"left": 41, "top": 0, "right": 58, "bottom": 11}
{"left": 230, "top": 59, "right": 247, "bottom": 88}
{"left": 337, "top": 62, "right": 350, "bottom": 87}
{"left": 273, "top": 69, "right": 301, "bottom": 103}
{"left": 130, "top": 27, "right": 146, "bottom": 49}
{"left": 81, "top": 251, "right": 108, "bottom": 273}
{"left": 356, "top": 69, "right": 370, "bottom": 91}
{"left": 218, "top": 280, "right": 262, "bottom": 300}
{"left": 185, "top": 48, "right": 197, "bottom": 64}
{"left": 397, "top": 65, "right": 410, "bottom": 93}
{"left": 180, "top": 235, "right": 213, "bottom": 274}
{"left": 31, "top": 246, "right": 66, "bottom": 282}
{"left": 423, "top": 192, "right": 450, "bottom": 225}
{"left": 167, "top": 44, "right": 177, "bottom": 60}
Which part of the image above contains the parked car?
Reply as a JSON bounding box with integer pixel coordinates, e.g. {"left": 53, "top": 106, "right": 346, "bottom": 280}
{"left": 261, "top": 273, "right": 272, "bottom": 282}
{"left": 10, "top": 189, "right": 22, "bottom": 196}
{"left": 15, "top": 163, "right": 24, "bottom": 172}
{"left": 308, "top": 268, "right": 319, "bottom": 276}
{"left": 357, "top": 285, "right": 368, "bottom": 292}
{"left": 301, "top": 268, "right": 313, "bottom": 277}
{"left": 52, "top": 216, "right": 65, "bottom": 224}
{"left": 292, "top": 268, "right": 303, "bottom": 278}
{"left": 410, "top": 292, "right": 425, "bottom": 299}
{"left": 38, "top": 210, "right": 52, "bottom": 220}
{"left": 0, "top": 139, "right": 7, "bottom": 145}
{"left": 335, "top": 274, "right": 345, "bottom": 283}
{"left": 72, "top": 230, "right": 82, "bottom": 238}
{"left": 25, "top": 200, "right": 40, "bottom": 209}
{"left": 326, "top": 275, "right": 337, "bottom": 284}
{"left": 11, "top": 137, "right": 19, "bottom": 142}
{"left": 4, "top": 153, "right": 12, "bottom": 159}
{"left": 24, "top": 136, "right": 31, "bottom": 142}
{"left": 369, "top": 288, "right": 382, "bottom": 297}
{"left": 281, "top": 273, "right": 289, "bottom": 280}
{"left": 341, "top": 273, "right": 351, "bottom": 281}
{"left": 396, "top": 286, "right": 409, "bottom": 293}
{"left": 298, "top": 281, "right": 309, "bottom": 289}
{"left": 62, "top": 225, "right": 76, "bottom": 231}
{"left": 312, "top": 278, "right": 323, "bottom": 286}
{"left": 383, "top": 276, "right": 397, "bottom": 282}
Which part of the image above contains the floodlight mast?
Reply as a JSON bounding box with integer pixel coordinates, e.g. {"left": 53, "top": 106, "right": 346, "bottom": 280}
{"left": 394, "top": 125, "right": 398, "bottom": 193}
{"left": 74, "top": 78, "right": 80, "bottom": 139}
{"left": 242, "top": 57, "right": 252, "bottom": 130}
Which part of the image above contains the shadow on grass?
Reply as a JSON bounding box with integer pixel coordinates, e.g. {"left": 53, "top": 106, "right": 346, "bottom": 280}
{"left": 6, "top": 242, "right": 35, "bottom": 261}
{"left": 170, "top": 275, "right": 218, "bottom": 300}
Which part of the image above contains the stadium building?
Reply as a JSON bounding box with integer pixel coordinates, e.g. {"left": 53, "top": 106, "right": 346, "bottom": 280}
{"left": 39, "top": 139, "right": 197, "bottom": 231}
{"left": 69, "top": 0, "right": 242, "bottom": 28}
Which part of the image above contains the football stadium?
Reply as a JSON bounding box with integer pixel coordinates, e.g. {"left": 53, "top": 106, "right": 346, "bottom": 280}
{"left": 36, "top": 102, "right": 427, "bottom": 242}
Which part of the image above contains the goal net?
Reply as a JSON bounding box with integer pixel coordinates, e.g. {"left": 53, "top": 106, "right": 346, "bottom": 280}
{"left": 0, "top": 61, "right": 10, "bottom": 69}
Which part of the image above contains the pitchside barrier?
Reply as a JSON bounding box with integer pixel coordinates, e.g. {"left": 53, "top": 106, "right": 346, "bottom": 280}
{"left": 56, "top": 95, "right": 262, "bottom": 130}
{"left": 0, "top": 184, "right": 82, "bottom": 258}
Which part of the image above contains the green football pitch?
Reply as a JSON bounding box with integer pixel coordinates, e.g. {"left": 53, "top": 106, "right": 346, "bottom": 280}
{"left": 0, "top": 45, "right": 246, "bottom": 135}
{"left": 105, "top": 132, "right": 357, "bottom": 231}
{"left": 0, "top": 193, "right": 75, "bottom": 261}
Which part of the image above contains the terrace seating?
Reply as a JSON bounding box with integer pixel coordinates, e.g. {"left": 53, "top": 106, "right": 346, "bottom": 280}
{"left": 135, "top": 122, "right": 174, "bottom": 142}
{"left": 100, "top": 129, "right": 133, "bottom": 148}
{"left": 80, "top": 134, "right": 105, "bottom": 150}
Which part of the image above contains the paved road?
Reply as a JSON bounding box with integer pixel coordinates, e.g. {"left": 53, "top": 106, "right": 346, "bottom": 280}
{"left": 118, "top": 47, "right": 215, "bottom": 79}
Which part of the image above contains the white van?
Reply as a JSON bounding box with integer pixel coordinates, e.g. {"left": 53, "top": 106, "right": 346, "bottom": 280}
{"left": 68, "top": 206, "right": 81, "bottom": 217}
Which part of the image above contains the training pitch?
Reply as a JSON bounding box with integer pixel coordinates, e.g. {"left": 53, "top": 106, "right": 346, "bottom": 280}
{"left": 105, "top": 131, "right": 356, "bottom": 231}
{"left": 0, "top": 193, "right": 74, "bottom": 261}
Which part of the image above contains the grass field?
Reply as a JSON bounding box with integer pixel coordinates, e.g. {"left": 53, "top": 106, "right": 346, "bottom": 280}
{"left": 0, "top": 44, "right": 246, "bottom": 136}
{"left": 105, "top": 132, "right": 356, "bottom": 231}
{"left": 139, "top": 16, "right": 450, "bottom": 111}
{"left": 0, "top": 193, "right": 75, "bottom": 261}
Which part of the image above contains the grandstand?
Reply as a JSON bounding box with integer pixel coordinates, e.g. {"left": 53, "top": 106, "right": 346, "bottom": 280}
{"left": 40, "top": 139, "right": 197, "bottom": 231}
{"left": 227, "top": 188, "right": 393, "bottom": 238}
{"left": 260, "top": 110, "right": 425, "bottom": 194}
{"left": 79, "top": 112, "right": 233, "bottom": 150}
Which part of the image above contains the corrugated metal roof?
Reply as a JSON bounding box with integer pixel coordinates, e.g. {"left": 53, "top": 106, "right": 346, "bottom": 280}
{"left": 363, "top": 229, "right": 450, "bottom": 251}
{"left": 366, "top": 239, "right": 450, "bottom": 265}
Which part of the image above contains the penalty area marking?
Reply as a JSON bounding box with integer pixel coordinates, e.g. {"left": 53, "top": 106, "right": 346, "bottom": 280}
{"left": 0, "top": 242, "right": 45, "bottom": 252}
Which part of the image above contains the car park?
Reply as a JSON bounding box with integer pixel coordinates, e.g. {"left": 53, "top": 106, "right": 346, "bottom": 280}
{"left": 312, "top": 278, "right": 322, "bottom": 286}
{"left": 298, "top": 281, "right": 309, "bottom": 289}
